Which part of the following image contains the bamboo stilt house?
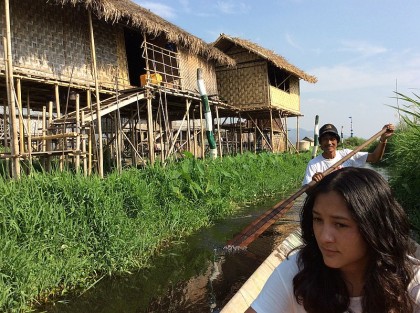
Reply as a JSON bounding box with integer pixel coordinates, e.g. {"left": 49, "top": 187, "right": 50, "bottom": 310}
{"left": 0, "top": 0, "right": 236, "bottom": 177}
{"left": 213, "top": 34, "right": 317, "bottom": 152}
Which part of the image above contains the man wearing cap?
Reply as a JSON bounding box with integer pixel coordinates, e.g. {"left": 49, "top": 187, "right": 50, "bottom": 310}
{"left": 302, "top": 123, "right": 394, "bottom": 185}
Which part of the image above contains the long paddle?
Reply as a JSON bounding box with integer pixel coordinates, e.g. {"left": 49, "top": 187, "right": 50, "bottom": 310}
{"left": 226, "top": 128, "right": 387, "bottom": 248}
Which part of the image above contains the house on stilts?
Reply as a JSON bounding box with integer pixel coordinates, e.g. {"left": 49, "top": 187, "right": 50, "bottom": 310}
{"left": 213, "top": 33, "right": 317, "bottom": 153}
{"left": 0, "top": 0, "right": 239, "bottom": 178}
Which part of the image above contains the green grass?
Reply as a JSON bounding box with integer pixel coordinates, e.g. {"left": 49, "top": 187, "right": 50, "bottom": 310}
{"left": 0, "top": 151, "right": 309, "bottom": 312}
{"left": 386, "top": 92, "right": 420, "bottom": 239}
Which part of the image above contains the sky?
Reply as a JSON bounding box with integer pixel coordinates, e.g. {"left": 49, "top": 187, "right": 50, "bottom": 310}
{"left": 134, "top": 0, "right": 420, "bottom": 139}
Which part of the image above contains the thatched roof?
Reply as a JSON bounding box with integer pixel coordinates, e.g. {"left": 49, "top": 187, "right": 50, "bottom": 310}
{"left": 213, "top": 34, "right": 317, "bottom": 83}
{"left": 52, "top": 0, "right": 235, "bottom": 66}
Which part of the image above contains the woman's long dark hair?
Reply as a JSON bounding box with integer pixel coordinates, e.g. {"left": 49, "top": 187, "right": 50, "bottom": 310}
{"left": 293, "top": 167, "right": 415, "bottom": 313}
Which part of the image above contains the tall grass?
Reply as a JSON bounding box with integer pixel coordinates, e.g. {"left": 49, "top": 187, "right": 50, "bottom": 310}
{"left": 0, "top": 151, "right": 309, "bottom": 312}
{"left": 386, "top": 92, "right": 420, "bottom": 238}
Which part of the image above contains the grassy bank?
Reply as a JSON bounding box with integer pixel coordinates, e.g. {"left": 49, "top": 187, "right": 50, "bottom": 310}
{"left": 385, "top": 93, "right": 420, "bottom": 239}
{"left": 0, "top": 152, "right": 309, "bottom": 312}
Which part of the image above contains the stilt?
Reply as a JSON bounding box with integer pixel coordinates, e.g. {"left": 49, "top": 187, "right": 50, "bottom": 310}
{"left": 88, "top": 10, "right": 104, "bottom": 177}
{"left": 215, "top": 105, "right": 222, "bottom": 158}
{"left": 3, "top": 4, "right": 20, "bottom": 178}
{"left": 146, "top": 96, "right": 155, "bottom": 165}
{"left": 270, "top": 109, "right": 274, "bottom": 153}
{"left": 75, "top": 94, "right": 81, "bottom": 172}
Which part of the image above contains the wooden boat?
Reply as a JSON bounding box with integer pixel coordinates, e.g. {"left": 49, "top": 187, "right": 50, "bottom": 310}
{"left": 221, "top": 229, "right": 420, "bottom": 313}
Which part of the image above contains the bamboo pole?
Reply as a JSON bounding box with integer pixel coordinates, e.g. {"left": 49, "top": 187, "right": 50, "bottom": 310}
{"left": 46, "top": 101, "right": 53, "bottom": 172}
{"left": 55, "top": 84, "right": 61, "bottom": 118}
{"left": 239, "top": 113, "right": 243, "bottom": 154}
{"left": 88, "top": 10, "right": 104, "bottom": 177}
{"left": 3, "top": 1, "right": 20, "bottom": 178}
{"left": 42, "top": 106, "right": 47, "bottom": 170}
{"left": 87, "top": 90, "right": 92, "bottom": 174}
{"left": 296, "top": 116, "right": 300, "bottom": 153}
{"left": 193, "top": 106, "right": 197, "bottom": 158}
{"left": 3, "top": 100, "right": 10, "bottom": 176}
{"left": 16, "top": 78, "right": 24, "bottom": 154}
{"left": 270, "top": 109, "right": 274, "bottom": 153}
{"left": 26, "top": 92, "right": 32, "bottom": 173}
{"left": 146, "top": 96, "right": 155, "bottom": 165}
{"left": 254, "top": 119, "right": 257, "bottom": 153}
{"left": 75, "top": 94, "right": 80, "bottom": 172}
{"left": 199, "top": 102, "right": 205, "bottom": 158}
{"left": 81, "top": 111, "right": 87, "bottom": 176}
{"left": 186, "top": 100, "right": 191, "bottom": 152}
{"left": 215, "top": 105, "right": 222, "bottom": 158}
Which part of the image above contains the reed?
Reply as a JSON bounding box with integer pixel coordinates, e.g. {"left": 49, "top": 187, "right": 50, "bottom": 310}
{"left": 0, "top": 151, "right": 309, "bottom": 312}
{"left": 386, "top": 92, "right": 420, "bottom": 238}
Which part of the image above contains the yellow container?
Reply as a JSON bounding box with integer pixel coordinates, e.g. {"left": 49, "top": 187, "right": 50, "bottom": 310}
{"left": 140, "top": 73, "right": 162, "bottom": 86}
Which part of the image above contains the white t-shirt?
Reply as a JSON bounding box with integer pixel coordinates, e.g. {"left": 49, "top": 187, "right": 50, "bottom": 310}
{"left": 302, "top": 149, "right": 368, "bottom": 185}
{"left": 251, "top": 252, "right": 420, "bottom": 313}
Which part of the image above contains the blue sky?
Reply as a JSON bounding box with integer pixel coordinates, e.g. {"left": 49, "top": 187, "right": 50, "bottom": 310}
{"left": 134, "top": 0, "right": 420, "bottom": 138}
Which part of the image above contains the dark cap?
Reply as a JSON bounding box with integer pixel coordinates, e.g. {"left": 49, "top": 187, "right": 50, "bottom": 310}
{"left": 319, "top": 123, "right": 340, "bottom": 142}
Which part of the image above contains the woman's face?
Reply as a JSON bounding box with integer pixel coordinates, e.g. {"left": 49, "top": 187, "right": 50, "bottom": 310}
{"left": 312, "top": 191, "right": 369, "bottom": 275}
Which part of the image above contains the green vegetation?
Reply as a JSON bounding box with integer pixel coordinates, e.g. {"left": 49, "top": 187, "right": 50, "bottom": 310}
{"left": 0, "top": 151, "right": 309, "bottom": 312}
{"left": 385, "top": 93, "right": 420, "bottom": 239}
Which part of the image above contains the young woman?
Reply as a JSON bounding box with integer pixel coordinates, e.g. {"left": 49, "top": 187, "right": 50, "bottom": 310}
{"left": 247, "top": 167, "right": 420, "bottom": 313}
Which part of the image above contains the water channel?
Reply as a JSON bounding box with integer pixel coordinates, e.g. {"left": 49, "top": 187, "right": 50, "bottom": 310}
{"left": 36, "top": 165, "right": 389, "bottom": 313}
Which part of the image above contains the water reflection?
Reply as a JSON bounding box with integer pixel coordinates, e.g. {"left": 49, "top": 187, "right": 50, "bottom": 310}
{"left": 35, "top": 196, "right": 284, "bottom": 313}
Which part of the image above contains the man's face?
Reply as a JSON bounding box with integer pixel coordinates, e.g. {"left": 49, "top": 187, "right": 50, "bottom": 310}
{"left": 319, "top": 134, "right": 338, "bottom": 153}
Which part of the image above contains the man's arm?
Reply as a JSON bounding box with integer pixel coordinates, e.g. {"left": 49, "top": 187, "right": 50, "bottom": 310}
{"left": 366, "top": 124, "right": 395, "bottom": 163}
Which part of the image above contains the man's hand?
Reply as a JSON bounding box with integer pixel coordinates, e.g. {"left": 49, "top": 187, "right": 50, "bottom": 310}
{"left": 312, "top": 172, "right": 324, "bottom": 182}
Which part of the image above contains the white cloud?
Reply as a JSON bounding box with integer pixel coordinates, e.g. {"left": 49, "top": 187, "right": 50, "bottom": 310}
{"left": 216, "top": 1, "right": 250, "bottom": 14}
{"left": 136, "top": 2, "right": 176, "bottom": 19}
{"left": 285, "top": 33, "right": 303, "bottom": 51}
{"left": 304, "top": 52, "right": 420, "bottom": 93}
{"left": 339, "top": 40, "right": 387, "bottom": 57}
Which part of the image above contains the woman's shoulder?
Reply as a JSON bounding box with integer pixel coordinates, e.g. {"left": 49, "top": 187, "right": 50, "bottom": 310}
{"left": 273, "top": 251, "right": 300, "bottom": 277}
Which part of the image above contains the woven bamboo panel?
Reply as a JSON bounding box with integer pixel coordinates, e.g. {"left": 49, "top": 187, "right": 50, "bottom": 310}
{"left": 178, "top": 49, "right": 218, "bottom": 95}
{"left": 270, "top": 86, "right": 300, "bottom": 113}
{"left": 217, "top": 62, "right": 269, "bottom": 108}
{"left": 2, "top": 0, "right": 129, "bottom": 88}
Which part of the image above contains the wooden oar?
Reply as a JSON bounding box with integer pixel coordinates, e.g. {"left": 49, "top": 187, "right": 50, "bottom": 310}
{"left": 226, "top": 128, "right": 387, "bottom": 248}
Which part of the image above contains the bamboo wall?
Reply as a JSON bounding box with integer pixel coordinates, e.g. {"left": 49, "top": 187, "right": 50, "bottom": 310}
{"left": 216, "top": 61, "right": 269, "bottom": 108}
{"left": 0, "top": 0, "right": 130, "bottom": 89}
{"left": 178, "top": 48, "right": 218, "bottom": 95}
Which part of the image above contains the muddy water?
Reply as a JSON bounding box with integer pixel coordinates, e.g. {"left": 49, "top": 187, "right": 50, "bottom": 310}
{"left": 35, "top": 194, "right": 303, "bottom": 313}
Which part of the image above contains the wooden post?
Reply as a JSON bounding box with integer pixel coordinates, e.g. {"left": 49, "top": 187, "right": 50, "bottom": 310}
{"left": 193, "top": 106, "right": 197, "bottom": 158}
{"left": 3, "top": 100, "right": 10, "bottom": 176}
{"left": 16, "top": 78, "right": 25, "bottom": 155}
{"left": 3, "top": 1, "right": 20, "bottom": 178}
{"left": 55, "top": 84, "right": 61, "bottom": 118}
{"left": 26, "top": 92, "right": 32, "bottom": 173}
{"left": 239, "top": 112, "right": 243, "bottom": 154}
{"left": 158, "top": 107, "right": 164, "bottom": 163}
{"left": 284, "top": 117, "right": 289, "bottom": 152}
{"left": 199, "top": 101, "right": 205, "bottom": 158}
{"left": 81, "top": 111, "right": 87, "bottom": 176}
{"left": 46, "top": 101, "right": 53, "bottom": 172}
{"left": 88, "top": 10, "right": 103, "bottom": 177}
{"left": 75, "top": 94, "right": 81, "bottom": 172}
{"left": 42, "top": 106, "right": 47, "bottom": 170}
{"left": 146, "top": 96, "right": 155, "bottom": 165}
{"left": 215, "top": 105, "right": 222, "bottom": 158}
{"left": 254, "top": 119, "right": 257, "bottom": 153}
{"left": 270, "top": 109, "right": 275, "bottom": 153}
{"left": 87, "top": 90, "right": 92, "bottom": 174}
{"left": 296, "top": 116, "right": 300, "bottom": 153}
{"left": 186, "top": 100, "right": 191, "bottom": 152}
